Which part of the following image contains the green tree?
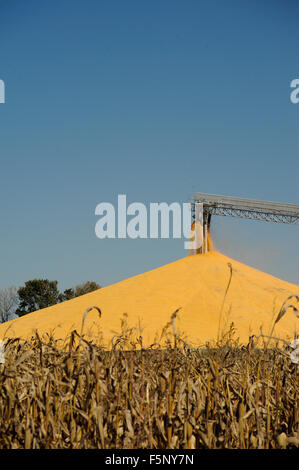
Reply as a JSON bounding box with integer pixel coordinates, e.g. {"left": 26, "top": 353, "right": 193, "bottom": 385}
{"left": 60, "top": 281, "right": 100, "bottom": 302}
{"left": 16, "top": 279, "right": 60, "bottom": 317}
{"left": 60, "top": 288, "right": 75, "bottom": 302}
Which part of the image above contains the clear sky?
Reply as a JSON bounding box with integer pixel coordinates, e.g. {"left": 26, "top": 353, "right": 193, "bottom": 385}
{"left": 0, "top": 0, "right": 298, "bottom": 293}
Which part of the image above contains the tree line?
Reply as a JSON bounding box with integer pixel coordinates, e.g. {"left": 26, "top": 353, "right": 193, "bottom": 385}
{"left": 0, "top": 280, "right": 101, "bottom": 323}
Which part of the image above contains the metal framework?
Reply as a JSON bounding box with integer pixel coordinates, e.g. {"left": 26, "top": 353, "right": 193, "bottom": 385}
{"left": 191, "top": 193, "right": 299, "bottom": 253}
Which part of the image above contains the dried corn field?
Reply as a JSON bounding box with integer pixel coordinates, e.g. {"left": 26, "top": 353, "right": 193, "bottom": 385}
{"left": 0, "top": 331, "right": 298, "bottom": 449}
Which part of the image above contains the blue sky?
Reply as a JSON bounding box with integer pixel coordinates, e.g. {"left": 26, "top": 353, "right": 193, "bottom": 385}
{"left": 0, "top": 0, "right": 298, "bottom": 292}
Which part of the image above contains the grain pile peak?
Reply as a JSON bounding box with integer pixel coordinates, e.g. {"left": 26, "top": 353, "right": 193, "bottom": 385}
{"left": 0, "top": 251, "right": 298, "bottom": 348}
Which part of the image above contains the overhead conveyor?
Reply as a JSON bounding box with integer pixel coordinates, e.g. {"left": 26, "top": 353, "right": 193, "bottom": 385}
{"left": 191, "top": 193, "right": 299, "bottom": 253}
